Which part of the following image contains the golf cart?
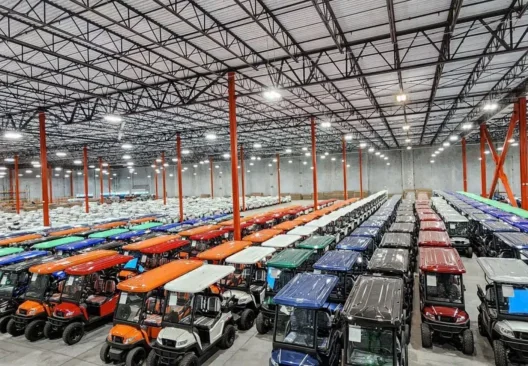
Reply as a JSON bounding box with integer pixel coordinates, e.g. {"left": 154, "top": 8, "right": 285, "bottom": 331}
{"left": 418, "top": 231, "right": 452, "bottom": 247}
{"left": 476, "top": 257, "right": 528, "bottom": 366}
{"left": 269, "top": 273, "right": 342, "bottom": 366}
{"left": 0, "top": 250, "right": 49, "bottom": 268}
{"left": 476, "top": 221, "right": 520, "bottom": 258}
{"left": 100, "top": 260, "right": 203, "bottom": 366}
{"left": 0, "top": 247, "right": 24, "bottom": 258}
{"left": 443, "top": 213, "right": 472, "bottom": 258}
{"left": 0, "top": 233, "right": 43, "bottom": 247}
{"left": 313, "top": 250, "right": 365, "bottom": 303}
{"left": 45, "top": 254, "right": 133, "bottom": 345}
{"left": 389, "top": 222, "right": 417, "bottom": 238}
{"left": 174, "top": 225, "right": 220, "bottom": 240}
{"left": 337, "top": 236, "right": 376, "bottom": 260}
{"left": 286, "top": 225, "right": 319, "bottom": 240}
{"left": 419, "top": 247, "right": 473, "bottom": 355}
{"left": 490, "top": 232, "right": 528, "bottom": 263}
{"left": 147, "top": 265, "right": 238, "bottom": 366}
{"left": 53, "top": 238, "right": 106, "bottom": 256}
{"left": 262, "top": 234, "right": 303, "bottom": 253}
{"left": 196, "top": 240, "right": 252, "bottom": 264}
{"left": 257, "top": 248, "right": 313, "bottom": 334}
{"left": 420, "top": 221, "right": 447, "bottom": 232}
{"left": 88, "top": 228, "right": 130, "bottom": 240}
{"left": 295, "top": 236, "right": 335, "bottom": 264}
{"left": 189, "top": 228, "right": 230, "bottom": 253}
{"left": 272, "top": 220, "right": 302, "bottom": 233}
{"left": 243, "top": 228, "right": 283, "bottom": 245}
{"left": 342, "top": 275, "right": 408, "bottom": 366}
{"left": 222, "top": 246, "right": 277, "bottom": 330}
{"left": 350, "top": 227, "right": 383, "bottom": 247}
{"left": 223, "top": 221, "right": 258, "bottom": 240}
{"left": 8, "top": 250, "right": 116, "bottom": 340}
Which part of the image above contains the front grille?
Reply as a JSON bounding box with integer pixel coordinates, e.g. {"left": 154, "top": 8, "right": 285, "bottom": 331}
{"left": 55, "top": 311, "right": 64, "bottom": 318}
{"left": 112, "top": 336, "right": 124, "bottom": 344}
{"left": 519, "top": 332, "right": 528, "bottom": 341}
{"left": 18, "top": 309, "right": 27, "bottom": 315}
{"left": 438, "top": 316, "right": 456, "bottom": 323}
{"left": 162, "top": 339, "right": 176, "bottom": 348}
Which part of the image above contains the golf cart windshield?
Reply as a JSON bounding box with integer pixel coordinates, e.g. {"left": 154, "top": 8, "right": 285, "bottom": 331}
{"left": 346, "top": 326, "right": 394, "bottom": 366}
{"left": 425, "top": 273, "right": 462, "bottom": 304}
{"left": 219, "top": 264, "right": 252, "bottom": 289}
{"left": 0, "top": 271, "right": 21, "bottom": 298}
{"left": 115, "top": 291, "right": 145, "bottom": 324}
{"left": 274, "top": 306, "right": 316, "bottom": 349}
{"left": 163, "top": 291, "right": 193, "bottom": 324}
{"left": 60, "top": 275, "right": 84, "bottom": 302}
{"left": 496, "top": 284, "right": 528, "bottom": 316}
{"left": 25, "top": 274, "right": 49, "bottom": 299}
{"left": 267, "top": 268, "right": 296, "bottom": 293}
{"left": 446, "top": 221, "right": 468, "bottom": 237}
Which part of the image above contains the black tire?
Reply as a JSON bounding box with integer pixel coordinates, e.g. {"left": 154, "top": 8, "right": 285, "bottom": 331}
{"left": 462, "top": 329, "right": 474, "bottom": 355}
{"left": 466, "top": 247, "right": 473, "bottom": 258}
{"left": 62, "top": 322, "right": 84, "bottom": 345}
{"left": 179, "top": 353, "right": 198, "bottom": 366}
{"left": 493, "top": 340, "right": 509, "bottom": 366}
{"left": 6, "top": 318, "right": 23, "bottom": 336}
{"left": 478, "top": 314, "right": 486, "bottom": 337}
{"left": 0, "top": 316, "right": 10, "bottom": 334}
{"left": 421, "top": 323, "right": 433, "bottom": 348}
{"left": 43, "top": 322, "right": 61, "bottom": 339}
{"left": 25, "top": 319, "right": 45, "bottom": 342}
{"left": 332, "top": 341, "right": 342, "bottom": 366}
{"left": 218, "top": 324, "right": 236, "bottom": 350}
{"left": 404, "top": 324, "right": 410, "bottom": 345}
{"left": 239, "top": 309, "right": 255, "bottom": 331}
{"left": 100, "top": 342, "right": 112, "bottom": 364}
{"left": 126, "top": 346, "right": 147, "bottom": 366}
{"left": 145, "top": 350, "right": 158, "bottom": 366}
{"left": 255, "top": 312, "right": 269, "bottom": 334}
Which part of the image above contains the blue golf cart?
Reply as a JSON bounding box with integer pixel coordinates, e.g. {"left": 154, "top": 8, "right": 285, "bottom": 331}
{"left": 53, "top": 238, "right": 106, "bottom": 256}
{"left": 337, "top": 236, "right": 376, "bottom": 260}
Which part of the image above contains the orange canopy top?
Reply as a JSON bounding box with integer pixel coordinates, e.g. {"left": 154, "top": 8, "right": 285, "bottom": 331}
{"left": 130, "top": 216, "right": 158, "bottom": 224}
{"left": 122, "top": 235, "right": 181, "bottom": 252}
{"left": 94, "top": 221, "right": 128, "bottom": 230}
{"left": 29, "top": 250, "right": 116, "bottom": 274}
{"left": 243, "top": 229, "right": 283, "bottom": 243}
{"left": 196, "top": 241, "right": 252, "bottom": 261}
{"left": 295, "top": 214, "right": 319, "bottom": 223}
{"left": 49, "top": 227, "right": 90, "bottom": 237}
{"left": 178, "top": 225, "right": 220, "bottom": 237}
{"left": 218, "top": 216, "right": 256, "bottom": 226}
{"left": 0, "top": 233, "right": 42, "bottom": 247}
{"left": 272, "top": 220, "right": 301, "bottom": 231}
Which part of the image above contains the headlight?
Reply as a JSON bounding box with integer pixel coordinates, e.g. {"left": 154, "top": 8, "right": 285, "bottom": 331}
{"left": 124, "top": 335, "right": 140, "bottom": 345}
{"left": 176, "top": 340, "right": 188, "bottom": 347}
{"left": 496, "top": 323, "right": 515, "bottom": 338}
{"left": 27, "top": 309, "right": 36, "bottom": 316}
{"left": 455, "top": 314, "right": 467, "bottom": 323}
{"left": 424, "top": 312, "right": 435, "bottom": 321}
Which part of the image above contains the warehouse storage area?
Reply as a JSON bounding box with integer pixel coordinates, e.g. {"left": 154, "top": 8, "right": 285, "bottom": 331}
{"left": 2, "top": 1, "right": 528, "bottom": 366}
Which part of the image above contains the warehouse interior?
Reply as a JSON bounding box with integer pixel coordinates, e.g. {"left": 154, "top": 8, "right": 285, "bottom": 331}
{"left": 1, "top": 0, "right": 528, "bottom": 366}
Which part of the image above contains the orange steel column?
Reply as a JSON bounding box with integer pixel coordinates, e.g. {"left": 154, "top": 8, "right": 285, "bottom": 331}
{"left": 277, "top": 153, "right": 281, "bottom": 203}
{"left": 83, "top": 146, "right": 89, "bottom": 213}
{"left": 39, "top": 111, "right": 50, "bottom": 226}
{"left": 210, "top": 158, "right": 214, "bottom": 198}
{"left": 177, "top": 134, "right": 184, "bottom": 222}
{"left": 108, "top": 165, "right": 111, "bottom": 196}
{"left": 98, "top": 157, "right": 104, "bottom": 203}
{"left": 154, "top": 161, "right": 159, "bottom": 200}
{"left": 240, "top": 146, "right": 246, "bottom": 211}
{"left": 359, "top": 148, "right": 363, "bottom": 199}
{"left": 70, "top": 172, "right": 74, "bottom": 197}
{"left": 14, "top": 155, "right": 20, "bottom": 214}
{"left": 310, "top": 117, "right": 318, "bottom": 209}
{"left": 462, "top": 137, "right": 468, "bottom": 192}
{"left": 8, "top": 168, "right": 13, "bottom": 204}
{"left": 520, "top": 97, "right": 528, "bottom": 209}
{"left": 228, "top": 71, "right": 241, "bottom": 240}
{"left": 480, "top": 124, "right": 487, "bottom": 197}
{"left": 162, "top": 152, "right": 167, "bottom": 205}
{"left": 342, "top": 137, "right": 348, "bottom": 200}
{"left": 48, "top": 164, "right": 53, "bottom": 204}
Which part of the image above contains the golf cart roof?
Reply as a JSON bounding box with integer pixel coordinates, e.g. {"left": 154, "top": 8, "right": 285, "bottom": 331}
{"left": 0, "top": 247, "right": 24, "bottom": 257}
{"left": 164, "top": 264, "right": 235, "bottom": 293}
{"left": 178, "top": 225, "right": 221, "bottom": 237}
{"left": 262, "top": 234, "right": 302, "bottom": 249}
{"left": 337, "top": 236, "right": 372, "bottom": 251}
{"left": 273, "top": 273, "right": 339, "bottom": 309}
{"left": 420, "top": 221, "right": 447, "bottom": 231}
{"left": 196, "top": 240, "right": 252, "bottom": 261}
{"left": 313, "top": 250, "right": 361, "bottom": 272}
{"left": 477, "top": 257, "right": 528, "bottom": 284}
{"left": 109, "top": 229, "right": 152, "bottom": 241}
{"left": 296, "top": 235, "right": 334, "bottom": 250}
{"left": 286, "top": 226, "right": 319, "bottom": 236}
{"left": 129, "top": 222, "right": 162, "bottom": 231}
{"left": 118, "top": 260, "right": 203, "bottom": 292}
{"left": 342, "top": 275, "right": 403, "bottom": 325}
{"left": 54, "top": 238, "right": 106, "bottom": 252}
{"left": 1, "top": 255, "right": 56, "bottom": 272}
{"left": 88, "top": 228, "right": 129, "bottom": 238}
{"left": 31, "top": 236, "right": 85, "bottom": 250}
{"left": 394, "top": 215, "right": 416, "bottom": 223}
{"left": 361, "top": 219, "right": 386, "bottom": 228}
{"left": 139, "top": 239, "right": 190, "bottom": 254}
{"left": 482, "top": 221, "right": 519, "bottom": 232}
{"left": 294, "top": 213, "right": 319, "bottom": 224}
{"left": 305, "top": 216, "right": 335, "bottom": 228}
{"left": 351, "top": 227, "right": 381, "bottom": 238}
{"left": 388, "top": 223, "right": 415, "bottom": 234}
{"left": 29, "top": 250, "right": 116, "bottom": 274}
{"left": 494, "top": 232, "right": 528, "bottom": 249}
{"left": 122, "top": 235, "right": 181, "bottom": 252}
{"left": 267, "top": 248, "right": 313, "bottom": 269}
{"left": 93, "top": 221, "right": 128, "bottom": 230}
{"left": 419, "top": 247, "right": 465, "bottom": 274}
{"left": 225, "top": 246, "right": 276, "bottom": 264}
{"left": 130, "top": 216, "right": 158, "bottom": 224}
{"left": 49, "top": 226, "right": 90, "bottom": 237}
{"left": 418, "top": 213, "right": 441, "bottom": 221}
{"left": 0, "top": 250, "right": 49, "bottom": 267}
{"left": 418, "top": 231, "right": 452, "bottom": 247}
{"left": 469, "top": 213, "right": 497, "bottom": 222}
{"left": 189, "top": 228, "right": 230, "bottom": 241}
{"left": 442, "top": 214, "right": 468, "bottom": 223}
{"left": 65, "top": 254, "right": 133, "bottom": 275}
{"left": 0, "top": 233, "right": 43, "bottom": 247}
{"left": 242, "top": 229, "right": 283, "bottom": 243}
{"left": 272, "top": 220, "right": 301, "bottom": 231}
{"left": 379, "top": 233, "right": 412, "bottom": 249}
{"left": 368, "top": 249, "right": 409, "bottom": 274}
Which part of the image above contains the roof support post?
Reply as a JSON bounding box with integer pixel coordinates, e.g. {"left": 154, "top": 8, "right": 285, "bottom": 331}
{"left": 39, "top": 111, "right": 50, "bottom": 225}
{"left": 154, "top": 161, "right": 159, "bottom": 200}
{"left": 14, "top": 154, "right": 20, "bottom": 214}
{"left": 519, "top": 97, "right": 528, "bottom": 209}
{"left": 161, "top": 152, "right": 167, "bottom": 205}
{"left": 209, "top": 157, "right": 214, "bottom": 199}
{"left": 228, "top": 72, "right": 241, "bottom": 241}
{"left": 240, "top": 145, "right": 246, "bottom": 211}
{"left": 359, "top": 148, "right": 364, "bottom": 199}
{"left": 99, "top": 157, "right": 104, "bottom": 204}
{"left": 277, "top": 153, "right": 281, "bottom": 204}
{"left": 342, "top": 136, "right": 348, "bottom": 200}
{"left": 70, "top": 171, "right": 74, "bottom": 198}
{"left": 48, "top": 164, "right": 53, "bottom": 204}
{"left": 461, "top": 137, "right": 468, "bottom": 192}
{"left": 311, "top": 117, "right": 318, "bottom": 210}
{"left": 9, "top": 168, "right": 13, "bottom": 204}
{"left": 83, "top": 145, "right": 89, "bottom": 214}
{"left": 107, "top": 165, "right": 111, "bottom": 197}
{"left": 480, "top": 124, "right": 487, "bottom": 197}
{"left": 177, "top": 134, "right": 184, "bottom": 223}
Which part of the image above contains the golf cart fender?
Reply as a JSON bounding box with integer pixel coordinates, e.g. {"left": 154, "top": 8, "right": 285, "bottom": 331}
{"left": 108, "top": 324, "right": 149, "bottom": 345}
{"left": 423, "top": 305, "right": 469, "bottom": 323}
{"left": 157, "top": 327, "right": 202, "bottom": 351}
{"left": 17, "top": 300, "right": 47, "bottom": 317}
{"left": 53, "top": 302, "right": 87, "bottom": 320}
{"left": 223, "top": 289, "right": 256, "bottom": 307}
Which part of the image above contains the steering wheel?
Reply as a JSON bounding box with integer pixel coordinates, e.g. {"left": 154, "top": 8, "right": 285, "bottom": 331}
{"left": 117, "top": 304, "right": 132, "bottom": 320}
{"left": 378, "top": 347, "right": 392, "bottom": 356}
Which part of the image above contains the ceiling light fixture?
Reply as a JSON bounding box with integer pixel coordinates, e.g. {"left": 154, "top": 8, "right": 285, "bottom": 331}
{"left": 402, "top": 125, "right": 410, "bottom": 131}
{"left": 121, "top": 143, "right": 133, "bottom": 149}
{"left": 182, "top": 149, "right": 190, "bottom": 155}
{"left": 262, "top": 89, "right": 282, "bottom": 102}
{"left": 483, "top": 102, "right": 498, "bottom": 111}
{"left": 4, "top": 131, "right": 22, "bottom": 140}
{"left": 285, "top": 148, "right": 292, "bottom": 153}
{"left": 122, "top": 155, "right": 131, "bottom": 160}
{"left": 104, "top": 115, "right": 123, "bottom": 123}
{"left": 396, "top": 93, "right": 407, "bottom": 103}
{"left": 56, "top": 152, "right": 67, "bottom": 157}
{"left": 443, "top": 142, "right": 450, "bottom": 147}
{"left": 253, "top": 143, "right": 262, "bottom": 148}
{"left": 449, "top": 135, "right": 458, "bottom": 141}
{"left": 406, "top": 146, "right": 412, "bottom": 150}
{"left": 321, "top": 121, "right": 331, "bottom": 128}
{"left": 205, "top": 133, "right": 217, "bottom": 140}
{"left": 462, "top": 123, "right": 472, "bottom": 130}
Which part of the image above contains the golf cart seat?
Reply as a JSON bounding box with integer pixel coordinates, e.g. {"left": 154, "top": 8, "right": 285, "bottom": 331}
{"left": 86, "top": 280, "right": 115, "bottom": 305}
{"left": 249, "top": 269, "right": 267, "bottom": 292}
{"left": 49, "top": 281, "right": 65, "bottom": 303}
{"left": 143, "top": 297, "right": 164, "bottom": 326}
{"left": 194, "top": 295, "right": 221, "bottom": 330}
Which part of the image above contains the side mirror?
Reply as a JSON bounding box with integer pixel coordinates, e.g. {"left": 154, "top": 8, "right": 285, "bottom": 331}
{"left": 477, "top": 285, "right": 485, "bottom": 301}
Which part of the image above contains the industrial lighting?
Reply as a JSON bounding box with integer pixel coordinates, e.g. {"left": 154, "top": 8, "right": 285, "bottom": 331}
{"left": 262, "top": 89, "right": 282, "bottom": 102}
{"left": 273, "top": 158, "right": 278, "bottom": 162}
{"left": 122, "top": 155, "right": 131, "bottom": 160}
{"left": 25, "top": 170, "right": 32, "bottom": 174}
{"left": 33, "top": 163, "right": 41, "bottom": 168}
{"left": 95, "top": 168, "right": 100, "bottom": 172}
{"left": 249, "top": 162, "right": 254, "bottom": 166}
{"left": 396, "top": 93, "right": 407, "bottom": 103}
{"left": 199, "top": 161, "right": 204, "bottom": 164}
{"left": 443, "top": 142, "right": 450, "bottom": 147}
{"left": 64, "top": 175, "right": 69, "bottom": 178}
{"left": 215, "top": 165, "right": 219, "bottom": 168}
{"left": 163, "top": 163, "right": 168, "bottom": 167}
{"left": 55, "top": 174, "right": 60, "bottom": 177}
{"left": 55, "top": 167, "right": 62, "bottom": 171}
{"left": 121, "top": 143, "right": 133, "bottom": 149}
{"left": 331, "top": 157, "right": 336, "bottom": 161}
{"left": 268, "top": 163, "right": 272, "bottom": 167}
{"left": 4, "top": 131, "right": 22, "bottom": 140}
{"left": 462, "top": 123, "right": 472, "bottom": 130}
{"left": 497, "top": 146, "right": 504, "bottom": 151}
{"left": 113, "top": 173, "right": 117, "bottom": 176}
{"left": 406, "top": 146, "right": 411, "bottom": 150}
{"left": 285, "top": 148, "right": 292, "bottom": 153}
{"left": 223, "top": 153, "right": 230, "bottom": 158}
{"left": 77, "top": 172, "right": 82, "bottom": 175}
{"left": 66, "top": 170, "right": 72, "bottom": 173}
{"left": 512, "top": 142, "right": 519, "bottom": 146}
{"left": 321, "top": 156, "right": 326, "bottom": 159}
{"left": 405, "top": 138, "right": 411, "bottom": 143}
{"left": 36, "top": 175, "right": 41, "bottom": 178}
{"left": 375, "top": 152, "right": 380, "bottom": 156}
{"left": 247, "top": 170, "right": 251, "bottom": 173}
{"left": 484, "top": 150, "right": 490, "bottom": 155}
{"left": 402, "top": 125, "right": 410, "bottom": 131}
{"left": 193, "top": 164, "right": 198, "bottom": 168}
{"left": 127, "top": 162, "right": 134, "bottom": 166}
{"left": 56, "top": 152, "right": 67, "bottom": 157}
{"left": 449, "top": 135, "right": 458, "bottom": 141}
{"left": 172, "top": 158, "right": 178, "bottom": 162}
{"left": 31, "top": 161, "right": 39, "bottom": 165}
{"left": 347, "top": 164, "right": 350, "bottom": 168}
{"left": 182, "top": 149, "right": 190, "bottom": 155}
{"left": 345, "top": 135, "right": 353, "bottom": 141}
{"left": 430, "top": 160, "right": 435, "bottom": 163}
{"left": 250, "top": 156, "right": 256, "bottom": 160}
{"left": 4, "top": 158, "right": 14, "bottom": 162}
{"left": 368, "top": 147, "right": 374, "bottom": 153}
{"left": 432, "top": 154, "right": 436, "bottom": 157}
{"left": 147, "top": 175, "right": 151, "bottom": 178}
{"left": 305, "top": 152, "right": 311, "bottom": 156}
{"left": 73, "top": 160, "right": 82, "bottom": 165}
{"left": 387, "top": 162, "right": 390, "bottom": 166}
{"left": 302, "top": 147, "right": 308, "bottom": 151}
{"left": 321, "top": 121, "right": 331, "bottom": 128}
{"left": 257, "top": 157, "right": 261, "bottom": 160}
{"left": 102, "top": 163, "right": 108, "bottom": 167}
{"left": 104, "top": 115, "right": 123, "bottom": 123}
{"left": 359, "top": 142, "right": 367, "bottom": 148}
{"left": 483, "top": 102, "right": 498, "bottom": 111}
{"left": 203, "top": 159, "right": 209, "bottom": 163}
{"left": 509, "top": 138, "right": 515, "bottom": 143}
{"left": 254, "top": 143, "right": 262, "bottom": 148}
{"left": 439, "top": 147, "right": 444, "bottom": 151}
{"left": 205, "top": 133, "right": 217, "bottom": 140}
{"left": 384, "top": 157, "right": 388, "bottom": 160}
{"left": 303, "top": 161, "right": 307, "bottom": 165}
{"left": 156, "top": 158, "right": 162, "bottom": 163}
{"left": 380, "top": 154, "right": 384, "bottom": 158}
{"left": 288, "top": 160, "right": 292, "bottom": 163}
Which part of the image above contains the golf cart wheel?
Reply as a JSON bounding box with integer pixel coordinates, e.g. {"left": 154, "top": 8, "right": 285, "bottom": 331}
{"left": 6, "top": 318, "right": 23, "bottom": 336}
{"left": 25, "top": 319, "right": 45, "bottom": 342}
{"left": 126, "top": 346, "right": 146, "bottom": 366}
{"left": 146, "top": 350, "right": 159, "bottom": 366}
{"left": 493, "top": 340, "right": 509, "bottom": 366}
{"left": 477, "top": 314, "right": 486, "bottom": 337}
{"left": 404, "top": 324, "right": 410, "bottom": 345}
{"left": 466, "top": 247, "right": 473, "bottom": 258}
{"left": 62, "top": 322, "right": 84, "bottom": 345}
{"left": 43, "top": 322, "right": 60, "bottom": 339}
{"left": 239, "top": 309, "right": 255, "bottom": 331}
{"left": 218, "top": 324, "right": 236, "bottom": 349}
{"left": 420, "top": 323, "right": 433, "bottom": 348}
{"left": 99, "top": 343, "right": 112, "bottom": 364}
{"left": 462, "top": 329, "right": 474, "bottom": 355}
{"left": 179, "top": 353, "right": 199, "bottom": 366}
{"left": 0, "top": 316, "right": 10, "bottom": 333}
{"left": 255, "top": 312, "right": 269, "bottom": 334}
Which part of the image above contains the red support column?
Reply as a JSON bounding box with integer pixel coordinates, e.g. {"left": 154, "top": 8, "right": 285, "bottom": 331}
{"left": 83, "top": 146, "right": 89, "bottom": 213}
{"left": 9, "top": 168, "right": 13, "bottom": 205}
{"left": 177, "top": 134, "right": 184, "bottom": 222}
{"left": 70, "top": 172, "right": 74, "bottom": 197}
{"left": 39, "top": 111, "right": 50, "bottom": 226}
{"left": 359, "top": 148, "right": 363, "bottom": 199}
{"left": 462, "top": 137, "right": 468, "bottom": 192}
{"left": 14, "top": 155, "right": 20, "bottom": 214}
{"left": 342, "top": 137, "right": 348, "bottom": 200}
{"left": 209, "top": 158, "right": 214, "bottom": 199}
{"left": 240, "top": 146, "right": 246, "bottom": 211}
{"left": 277, "top": 153, "right": 281, "bottom": 203}
{"left": 154, "top": 161, "right": 159, "bottom": 200}
{"left": 162, "top": 152, "right": 167, "bottom": 205}
{"left": 480, "top": 124, "right": 487, "bottom": 197}
{"left": 520, "top": 97, "right": 528, "bottom": 209}
{"left": 228, "top": 71, "right": 241, "bottom": 240}
{"left": 48, "top": 164, "right": 53, "bottom": 204}
{"left": 99, "top": 157, "right": 104, "bottom": 204}
{"left": 310, "top": 117, "right": 318, "bottom": 210}
{"left": 108, "top": 165, "right": 111, "bottom": 196}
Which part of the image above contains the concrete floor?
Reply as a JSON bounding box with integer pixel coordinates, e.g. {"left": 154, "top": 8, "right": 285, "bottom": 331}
{"left": 0, "top": 201, "right": 498, "bottom": 366}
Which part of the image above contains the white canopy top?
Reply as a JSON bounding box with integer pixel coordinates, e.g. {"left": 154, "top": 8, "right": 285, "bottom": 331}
{"left": 164, "top": 265, "right": 234, "bottom": 293}
{"left": 287, "top": 226, "right": 318, "bottom": 236}
{"left": 305, "top": 216, "right": 335, "bottom": 227}
{"left": 262, "top": 234, "right": 302, "bottom": 248}
{"left": 226, "top": 247, "right": 276, "bottom": 264}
